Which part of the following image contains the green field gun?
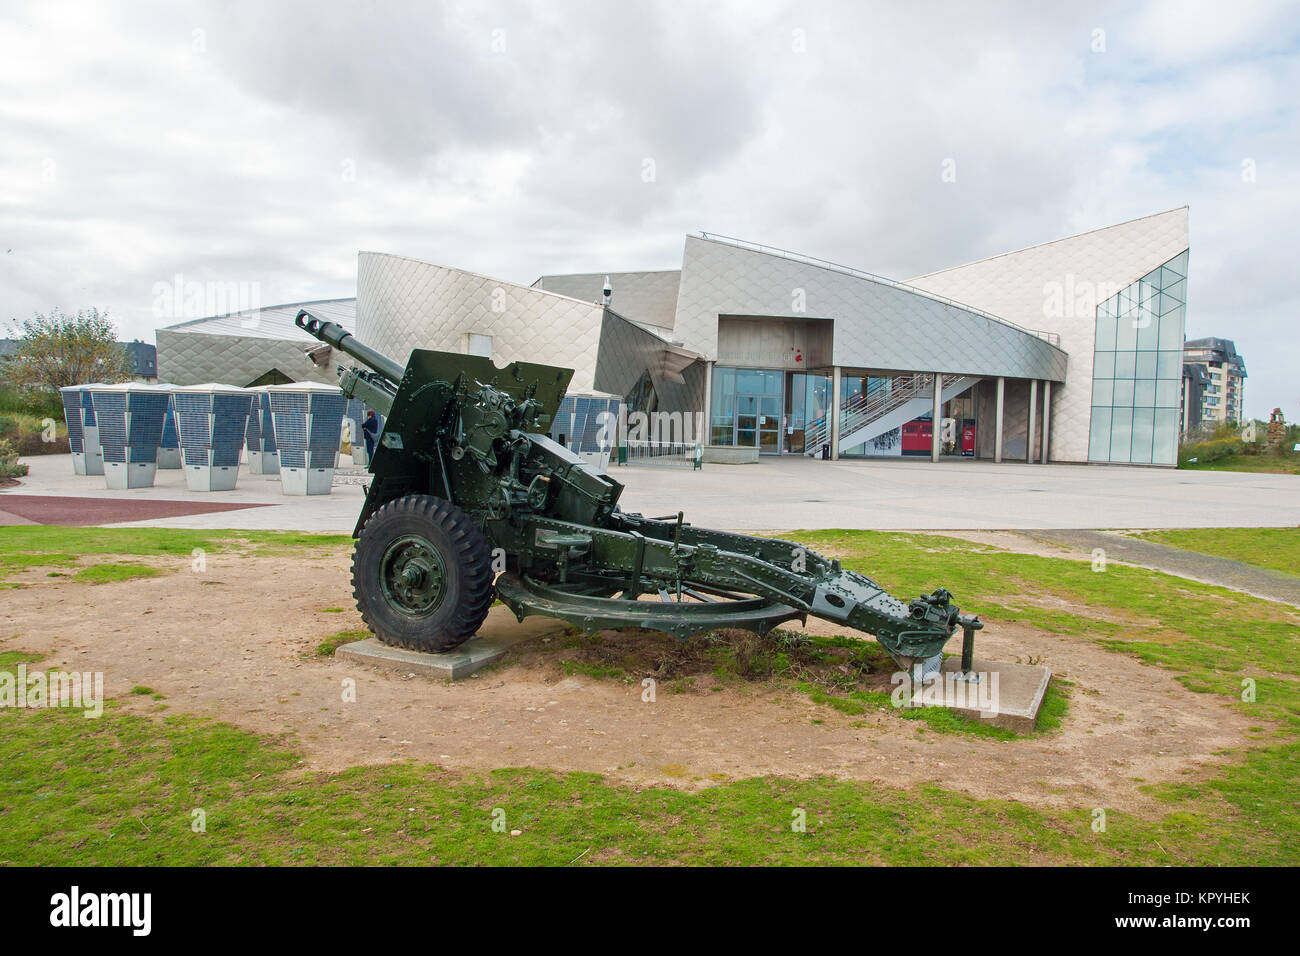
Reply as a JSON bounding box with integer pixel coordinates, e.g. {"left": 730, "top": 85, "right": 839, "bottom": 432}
{"left": 296, "top": 310, "right": 982, "bottom": 675}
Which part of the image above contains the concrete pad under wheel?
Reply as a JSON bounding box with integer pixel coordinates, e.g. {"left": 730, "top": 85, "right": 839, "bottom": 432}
{"left": 335, "top": 606, "right": 566, "bottom": 680}
{"left": 900, "top": 656, "right": 1054, "bottom": 734}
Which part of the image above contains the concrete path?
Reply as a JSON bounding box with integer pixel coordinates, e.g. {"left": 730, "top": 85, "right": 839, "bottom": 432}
{"left": 611, "top": 456, "right": 1300, "bottom": 532}
{"left": 6, "top": 451, "right": 1300, "bottom": 533}
{"left": 1015, "top": 529, "right": 1300, "bottom": 606}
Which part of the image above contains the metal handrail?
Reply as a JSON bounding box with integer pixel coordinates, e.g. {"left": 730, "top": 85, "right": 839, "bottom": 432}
{"left": 837, "top": 374, "right": 980, "bottom": 450}
{"left": 696, "top": 232, "right": 1062, "bottom": 349}
{"left": 803, "top": 372, "right": 935, "bottom": 455}
{"left": 803, "top": 373, "right": 979, "bottom": 456}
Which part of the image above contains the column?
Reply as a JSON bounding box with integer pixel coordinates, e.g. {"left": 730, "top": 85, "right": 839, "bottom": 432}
{"left": 994, "top": 376, "right": 1005, "bottom": 463}
{"left": 1181, "top": 376, "right": 1190, "bottom": 434}
{"left": 1027, "top": 379, "right": 1038, "bottom": 463}
{"left": 1041, "top": 380, "right": 1052, "bottom": 464}
{"left": 830, "top": 366, "right": 842, "bottom": 460}
{"left": 702, "top": 361, "right": 714, "bottom": 447}
{"left": 930, "top": 373, "right": 943, "bottom": 462}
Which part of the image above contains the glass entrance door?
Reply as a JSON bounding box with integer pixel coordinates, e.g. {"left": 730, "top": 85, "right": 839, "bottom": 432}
{"left": 785, "top": 371, "right": 832, "bottom": 454}
{"left": 710, "top": 368, "right": 785, "bottom": 454}
{"left": 737, "top": 392, "right": 781, "bottom": 452}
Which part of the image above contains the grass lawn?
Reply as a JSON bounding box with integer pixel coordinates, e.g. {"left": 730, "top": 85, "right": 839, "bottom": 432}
{"left": 0, "top": 526, "right": 353, "bottom": 585}
{"left": 1132, "top": 527, "right": 1300, "bottom": 578}
{"left": 0, "top": 527, "right": 1296, "bottom": 865}
{"left": 1180, "top": 453, "right": 1300, "bottom": 475}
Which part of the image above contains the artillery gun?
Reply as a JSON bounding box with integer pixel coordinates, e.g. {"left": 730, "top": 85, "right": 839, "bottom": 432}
{"left": 295, "top": 310, "right": 983, "bottom": 675}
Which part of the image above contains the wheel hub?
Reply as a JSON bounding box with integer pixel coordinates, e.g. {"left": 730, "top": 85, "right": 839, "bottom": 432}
{"left": 381, "top": 535, "right": 447, "bottom": 615}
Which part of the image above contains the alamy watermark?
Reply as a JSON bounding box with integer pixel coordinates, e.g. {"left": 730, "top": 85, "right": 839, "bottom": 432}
{"left": 151, "top": 273, "right": 262, "bottom": 323}
{"left": 595, "top": 409, "right": 706, "bottom": 447}
{"left": 890, "top": 664, "right": 1000, "bottom": 717}
{"left": 1, "top": 664, "right": 103, "bottom": 717}
{"left": 49, "top": 886, "right": 150, "bottom": 936}
{"left": 1042, "top": 275, "right": 1123, "bottom": 320}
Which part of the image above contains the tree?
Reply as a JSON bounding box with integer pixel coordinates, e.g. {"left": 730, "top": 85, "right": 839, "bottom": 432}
{"left": 5, "top": 308, "right": 131, "bottom": 394}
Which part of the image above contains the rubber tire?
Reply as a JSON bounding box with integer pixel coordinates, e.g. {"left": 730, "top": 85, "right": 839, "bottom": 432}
{"left": 352, "top": 494, "right": 494, "bottom": 653}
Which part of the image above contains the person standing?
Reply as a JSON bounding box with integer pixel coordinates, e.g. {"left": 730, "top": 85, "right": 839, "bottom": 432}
{"left": 362, "top": 410, "right": 380, "bottom": 460}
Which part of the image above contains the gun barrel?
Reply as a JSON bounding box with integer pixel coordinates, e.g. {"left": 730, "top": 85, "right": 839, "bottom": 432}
{"left": 295, "top": 310, "right": 406, "bottom": 384}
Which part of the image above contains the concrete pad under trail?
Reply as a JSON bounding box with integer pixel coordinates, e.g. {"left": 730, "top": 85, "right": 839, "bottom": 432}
{"left": 335, "top": 607, "right": 568, "bottom": 680}
{"left": 931, "top": 656, "right": 1053, "bottom": 734}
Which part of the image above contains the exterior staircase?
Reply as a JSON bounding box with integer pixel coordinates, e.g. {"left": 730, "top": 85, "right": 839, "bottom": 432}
{"left": 804, "top": 374, "right": 979, "bottom": 457}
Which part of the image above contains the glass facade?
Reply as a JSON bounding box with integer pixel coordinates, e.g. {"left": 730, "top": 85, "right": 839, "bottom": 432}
{"left": 710, "top": 366, "right": 830, "bottom": 453}
{"left": 839, "top": 373, "right": 898, "bottom": 456}
{"left": 711, "top": 367, "right": 782, "bottom": 447}
{"left": 786, "top": 371, "right": 832, "bottom": 454}
{"left": 1088, "top": 250, "right": 1188, "bottom": 465}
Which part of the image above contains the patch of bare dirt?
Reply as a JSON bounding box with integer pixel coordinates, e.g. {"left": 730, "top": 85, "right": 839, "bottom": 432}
{"left": 916, "top": 530, "right": 1088, "bottom": 560}
{"left": 0, "top": 550, "right": 1261, "bottom": 817}
{"left": 1001, "top": 589, "right": 1163, "bottom": 627}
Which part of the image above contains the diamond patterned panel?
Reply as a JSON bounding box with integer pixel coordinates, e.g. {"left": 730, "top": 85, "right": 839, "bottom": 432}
{"left": 673, "top": 237, "right": 1069, "bottom": 387}
{"left": 157, "top": 330, "right": 347, "bottom": 388}
{"left": 356, "top": 252, "right": 606, "bottom": 393}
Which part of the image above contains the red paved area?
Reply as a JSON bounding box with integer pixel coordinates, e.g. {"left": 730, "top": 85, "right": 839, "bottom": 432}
{"left": 0, "top": 494, "right": 271, "bottom": 527}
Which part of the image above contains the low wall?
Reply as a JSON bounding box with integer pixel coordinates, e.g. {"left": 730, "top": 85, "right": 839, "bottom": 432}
{"left": 702, "top": 445, "right": 759, "bottom": 464}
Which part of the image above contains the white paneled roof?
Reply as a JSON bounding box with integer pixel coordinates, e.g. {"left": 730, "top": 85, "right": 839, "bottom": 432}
{"left": 162, "top": 298, "right": 355, "bottom": 340}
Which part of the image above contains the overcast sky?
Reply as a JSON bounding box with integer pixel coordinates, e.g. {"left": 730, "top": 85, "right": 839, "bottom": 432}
{"left": 1, "top": 0, "right": 1296, "bottom": 418}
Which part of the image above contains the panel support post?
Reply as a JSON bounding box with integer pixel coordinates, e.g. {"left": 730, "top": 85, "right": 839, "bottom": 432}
{"left": 1041, "top": 380, "right": 1052, "bottom": 464}
{"left": 830, "top": 366, "right": 842, "bottom": 461}
{"left": 1027, "top": 379, "right": 1038, "bottom": 463}
{"left": 994, "top": 376, "right": 1005, "bottom": 463}
{"left": 702, "top": 361, "right": 713, "bottom": 448}
{"left": 1182, "top": 376, "right": 1190, "bottom": 434}
{"left": 931, "top": 373, "right": 943, "bottom": 462}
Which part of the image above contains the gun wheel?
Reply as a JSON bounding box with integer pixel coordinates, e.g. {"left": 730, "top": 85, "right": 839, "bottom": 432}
{"left": 352, "top": 494, "right": 494, "bottom": 653}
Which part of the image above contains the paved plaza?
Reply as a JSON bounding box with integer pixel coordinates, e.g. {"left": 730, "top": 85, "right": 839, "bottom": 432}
{"left": 4, "top": 453, "right": 1297, "bottom": 533}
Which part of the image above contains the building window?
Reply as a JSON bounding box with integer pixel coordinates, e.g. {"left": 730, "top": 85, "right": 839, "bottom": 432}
{"left": 1088, "top": 249, "right": 1188, "bottom": 465}
{"left": 709, "top": 366, "right": 784, "bottom": 450}
{"left": 711, "top": 367, "right": 737, "bottom": 445}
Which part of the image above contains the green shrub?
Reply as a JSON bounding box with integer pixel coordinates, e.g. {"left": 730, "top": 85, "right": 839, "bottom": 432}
{"left": 14, "top": 427, "right": 68, "bottom": 456}
{"left": 0, "top": 413, "right": 68, "bottom": 456}
{"left": 1179, "top": 436, "right": 1244, "bottom": 466}
{"left": 0, "top": 385, "right": 62, "bottom": 420}
{"left": 0, "top": 439, "right": 28, "bottom": 481}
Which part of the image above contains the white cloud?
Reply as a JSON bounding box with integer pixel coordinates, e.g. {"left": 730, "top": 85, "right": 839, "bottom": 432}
{"left": 0, "top": 0, "right": 1296, "bottom": 417}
